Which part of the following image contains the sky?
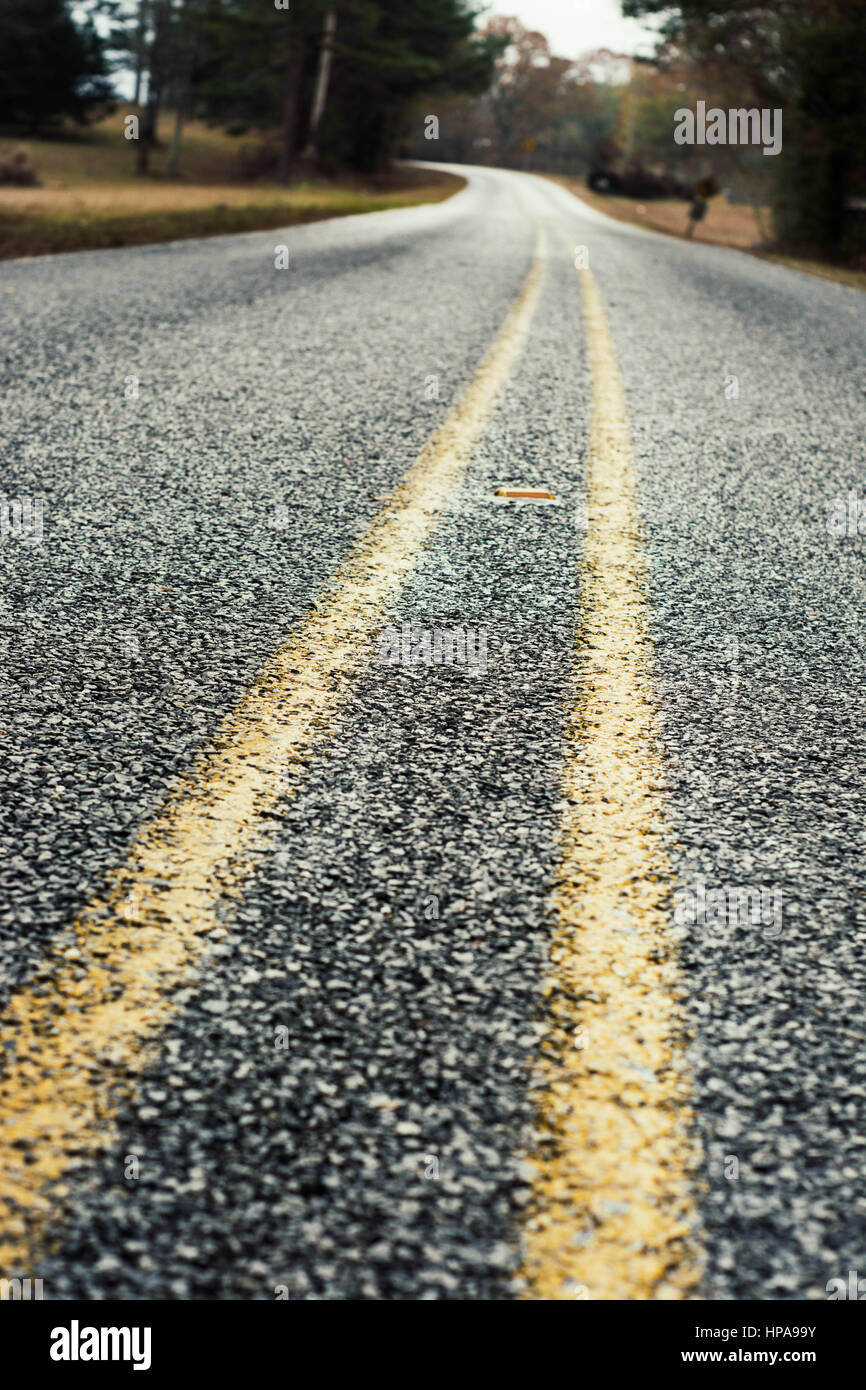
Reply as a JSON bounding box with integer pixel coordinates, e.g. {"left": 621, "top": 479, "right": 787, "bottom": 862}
{"left": 484, "top": 0, "right": 664, "bottom": 60}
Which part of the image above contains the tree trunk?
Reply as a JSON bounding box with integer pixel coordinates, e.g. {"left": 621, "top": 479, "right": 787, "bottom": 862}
{"left": 302, "top": 7, "right": 337, "bottom": 162}
{"left": 825, "top": 147, "right": 849, "bottom": 253}
{"left": 137, "top": 0, "right": 171, "bottom": 176}
{"left": 133, "top": 0, "right": 149, "bottom": 107}
{"left": 166, "top": 100, "right": 185, "bottom": 177}
{"left": 166, "top": 6, "right": 194, "bottom": 179}
{"left": 277, "top": 42, "right": 305, "bottom": 184}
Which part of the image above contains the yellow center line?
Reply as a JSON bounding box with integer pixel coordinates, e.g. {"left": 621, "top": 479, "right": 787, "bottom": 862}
{"left": 518, "top": 262, "right": 703, "bottom": 1300}
{"left": 0, "top": 234, "right": 546, "bottom": 1271}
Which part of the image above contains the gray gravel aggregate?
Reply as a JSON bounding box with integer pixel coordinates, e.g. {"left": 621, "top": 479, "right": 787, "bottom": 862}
{"left": 3, "top": 165, "right": 865, "bottom": 1299}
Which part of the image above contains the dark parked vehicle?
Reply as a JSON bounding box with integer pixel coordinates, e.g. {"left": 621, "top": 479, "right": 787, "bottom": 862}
{"left": 588, "top": 163, "right": 695, "bottom": 200}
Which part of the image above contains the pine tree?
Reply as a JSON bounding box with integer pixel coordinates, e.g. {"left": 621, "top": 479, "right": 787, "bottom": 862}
{"left": 192, "top": 0, "right": 498, "bottom": 178}
{"left": 0, "top": 0, "right": 112, "bottom": 128}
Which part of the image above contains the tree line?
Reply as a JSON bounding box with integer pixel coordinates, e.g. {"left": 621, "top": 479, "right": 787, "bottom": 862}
{"left": 405, "top": 6, "right": 865, "bottom": 259}
{"left": 0, "top": 0, "right": 501, "bottom": 179}
{"left": 622, "top": 0, "right": 866, "bottom": 258}
{"left": 1, "top": 1, "right": 862, "bottom": 258}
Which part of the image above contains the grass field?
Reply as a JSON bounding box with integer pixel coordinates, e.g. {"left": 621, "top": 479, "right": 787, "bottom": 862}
{"left": 551, "top": 177, "right": 866, "bottom": 292}
{"left": 0, "top": 111, "right": 464, "bottom": 258}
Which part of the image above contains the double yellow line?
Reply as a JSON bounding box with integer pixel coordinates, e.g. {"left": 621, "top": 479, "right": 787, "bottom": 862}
{"left": 518, "top": 265, "right": 702, "bottom": 1300}
{"left": 0, "top": 236, "right": 546, "bottom": 1271}
{"left": 0, "top": 228, "right": 701, "bottom": 1298}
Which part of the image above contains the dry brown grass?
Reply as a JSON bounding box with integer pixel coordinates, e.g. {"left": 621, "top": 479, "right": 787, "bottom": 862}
{"left": 4, "top": 112, "right": 262, "bottom": 188}
{"left": 0, "top": 112, "right": 463, "bottom": 258}
{"left": 551, "top": 176, "right": 768, "bottom": 248}
{"left": 0, "top": 178, "right": 457, "bottom": 220}
{"left": 0, "top": 184, "right": 269, "bottom": 214}
{"left": 550, "top": 176, "right": 866, "bottom": 292}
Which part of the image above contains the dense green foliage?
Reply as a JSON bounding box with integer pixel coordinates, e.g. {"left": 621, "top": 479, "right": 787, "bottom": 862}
{"left": 622, "top": 0, "right": 866, "bottom": 254}
{"left": 112, "top": 0, "right": 499, "bottom": 176}
{"left": 0, "top": 0, "right": 112, "bottom": 128}
{"left": 0, "top": 0, "right": 496, "bottom": 175}
{"left": 3, "top": 0, "right": 861, "bottom": 258}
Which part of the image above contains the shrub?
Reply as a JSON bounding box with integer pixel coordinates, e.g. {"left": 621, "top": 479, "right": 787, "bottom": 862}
{"left": 0, "top": 146, "right": 40, "bottom": 186}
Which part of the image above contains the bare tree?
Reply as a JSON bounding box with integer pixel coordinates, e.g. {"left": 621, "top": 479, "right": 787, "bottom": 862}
{"left": 302, "top": 6, "right": 337, "bottom": 162}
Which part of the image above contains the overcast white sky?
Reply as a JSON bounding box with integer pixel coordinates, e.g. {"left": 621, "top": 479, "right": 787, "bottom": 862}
{"left": 483, "top": 0, "right": 664, "bottom": 59}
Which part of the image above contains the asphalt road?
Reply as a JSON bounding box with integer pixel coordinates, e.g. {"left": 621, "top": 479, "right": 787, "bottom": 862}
{"left": 0, "top": 163, "right": 864, "bottom": 1301}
